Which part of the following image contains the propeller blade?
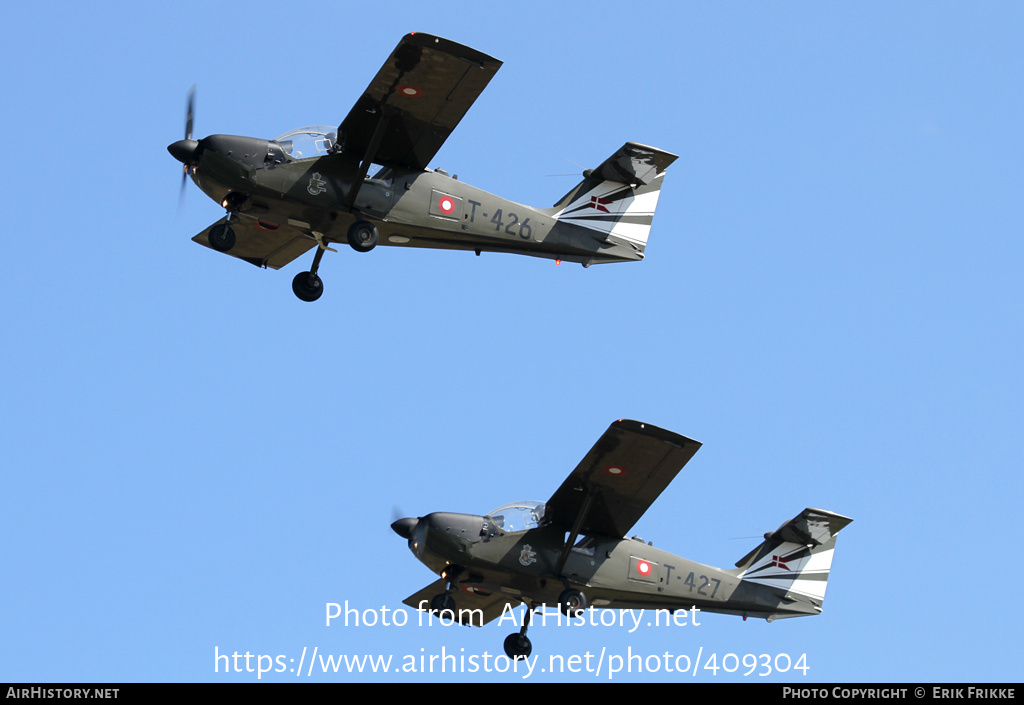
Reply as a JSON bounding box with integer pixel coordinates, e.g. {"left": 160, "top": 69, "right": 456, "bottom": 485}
{"left": 185, "top": 85, "right": 195, "bottom": 141}
{"left": 179, "top": 165, "right": 188, "bottom": 208}
{"left": 175, "top": 86, "right": 197, "bottom": 210}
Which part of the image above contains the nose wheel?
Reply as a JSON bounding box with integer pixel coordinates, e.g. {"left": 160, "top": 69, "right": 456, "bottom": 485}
{"left": 503, "top": 633, "right": 532, "bottom": 660}
{"left": 290, "top": 222, "right": 376, "bottom": 301}
{"left": 292, "top": 271, "right": 323, "bottom": 302}
{"left": 503, "top": 604, "right": 535, "bottom": 660}
{"left": 292, "top": 239, "right": 330, "bottom": 302}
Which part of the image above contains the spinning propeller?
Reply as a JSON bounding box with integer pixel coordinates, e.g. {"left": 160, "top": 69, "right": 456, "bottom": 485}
{"left": 168, "top": 86, "right": 200, "bottom": 202}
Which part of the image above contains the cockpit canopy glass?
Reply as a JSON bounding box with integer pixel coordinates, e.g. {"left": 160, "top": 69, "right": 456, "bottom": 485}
{"left": 273, "top": 126, "right": 336, "bottom": 159}
{"left": 486, "top": 500, "right": 546, "bottom": 533}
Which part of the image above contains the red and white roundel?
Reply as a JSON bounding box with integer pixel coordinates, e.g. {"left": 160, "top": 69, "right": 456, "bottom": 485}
{"left": 636, "top": 559, "right": 652, "bottom": 577}
{"left": 604, "top": 465, "right": 627, "bottom": 477}
{"left": 397, "top": 84, "right": 422, "bottom": 98}
{"left": 438, "top": 196, "right": 455, "bottom": 215}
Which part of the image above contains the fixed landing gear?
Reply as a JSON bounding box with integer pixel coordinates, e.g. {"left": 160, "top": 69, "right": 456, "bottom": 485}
{"left": 503, "top": 604, "right": 535, "bottom": 660}
{"left": 292, "top": 271, "right": 323, "bottom": 302}
{"left": 293, "top": 243, "right": 328, "bottom": 302}
{"left": 429, "top": 593, "right": 456, "bottom": 613}
{"left": 504, "top": 632, "right": 532, "bottom": 660}
{"left": 347, "top": 220, "right": 379, "bottom": 252}
{"left": 290, "top": 221, "right": 378, "bottom": 301}
{"left": 498, "top": 591, "right": 585, "bottom": 658}
{"left": 558, "top": 588, "right": 588, "bottom": 617}
{"left": 208, "top": 223, "right": 235, "bottom": 252}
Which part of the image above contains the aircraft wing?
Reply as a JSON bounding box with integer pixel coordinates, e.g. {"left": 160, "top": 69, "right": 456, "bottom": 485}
{"left": 403, "top": 579, "right": 517, "bottom": 627}
{"left": 337, "top": 33, "right": 501, "bottom": 171}
{"left": 545, "top": 420, "right": 701, "bottom": 539}
{"left": 192, "top": 215, "right": 316, "bottom": 270}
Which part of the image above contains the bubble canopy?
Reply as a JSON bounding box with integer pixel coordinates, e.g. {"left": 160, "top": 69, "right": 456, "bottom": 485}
{"left": 486, "top": 500, "right": 547, "bottom": 533}
{"left": 273, "top": 126, "right": 336, "bottom": 159}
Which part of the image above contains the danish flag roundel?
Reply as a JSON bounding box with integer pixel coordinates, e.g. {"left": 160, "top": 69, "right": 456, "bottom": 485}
{"left": 636, "top": 559, "right": 652, "bottom": 577}
{"left": 438, "top": 196, "right": 455, "bottom": 215}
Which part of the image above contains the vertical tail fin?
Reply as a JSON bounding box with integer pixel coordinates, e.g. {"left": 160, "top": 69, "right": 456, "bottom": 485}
{"left": 735, "top": 508, "right": 852, "bottom": 605}
{"left": 551, "top": 142, "right": 677, "bottom": 249}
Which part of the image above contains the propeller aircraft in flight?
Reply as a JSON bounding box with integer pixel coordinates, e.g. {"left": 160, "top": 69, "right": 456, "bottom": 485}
{"left": 392, "top": 420, "right": 852, "bottom": 659}
{"left": 169, "top": 33, "right": 677, "bottom": 301}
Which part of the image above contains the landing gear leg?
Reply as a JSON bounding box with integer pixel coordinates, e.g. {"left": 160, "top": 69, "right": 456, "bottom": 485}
{"left": 503, "top": 603, "right": 534, "bottom": 659}
{"left": 292, "top": 245, "right": 326, "bottom": 302}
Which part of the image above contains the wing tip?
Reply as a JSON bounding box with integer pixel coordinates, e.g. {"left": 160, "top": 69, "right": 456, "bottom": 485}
{"left": 613, "top": 419, "right": 702, "bottom": 449}
{"left": 402, "top": 32, "right": 501, "bottom": 67}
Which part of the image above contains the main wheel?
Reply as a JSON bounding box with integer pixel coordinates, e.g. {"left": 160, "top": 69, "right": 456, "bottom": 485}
{"left": 503, "top": 633, "right": 532, "bottom": 660}
{"left": 347, "top": 221, "right": 379, "bottom": 252}
{"left": 208, "top": 223, "right": 236, "bottom": 252}
{"left": 558, "top": 588, "right": 588, "bottom": 617}
{"left": 429, "top": 593, "right": 456, "bottom": 614}
{"left": 291, "top": 271, "right": 323, "bottom": 302}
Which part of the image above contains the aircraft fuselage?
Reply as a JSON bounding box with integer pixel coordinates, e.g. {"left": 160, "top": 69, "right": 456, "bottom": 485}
{"left": 408, "top": 511, "right": 820, "bottom": 621}
{"left": 184, "top": 135, "right": 645, "bottom": 266}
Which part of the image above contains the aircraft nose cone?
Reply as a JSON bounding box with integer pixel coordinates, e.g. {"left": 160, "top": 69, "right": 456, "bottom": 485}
{"left": 168, "top": 138, "right": 199, "bottom": 164}
{"left": 391, "top": 517, "right": 418, "bottom": 540}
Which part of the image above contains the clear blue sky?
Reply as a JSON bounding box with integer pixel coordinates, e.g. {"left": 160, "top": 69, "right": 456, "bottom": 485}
{"left": 2, "top": 1, "right": 1021, "bottom": 683}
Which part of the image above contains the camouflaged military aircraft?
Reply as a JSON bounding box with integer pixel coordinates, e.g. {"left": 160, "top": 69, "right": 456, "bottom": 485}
{"left": 168, "top": 33, "right": 677, "bottom": 302}
{"left": 392, "top": 420, "right": 852, "bottom": 659}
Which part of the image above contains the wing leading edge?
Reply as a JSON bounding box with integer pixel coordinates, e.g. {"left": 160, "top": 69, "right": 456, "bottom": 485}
{"left": 545, "top": 420, "right": 701, "bottom": 540}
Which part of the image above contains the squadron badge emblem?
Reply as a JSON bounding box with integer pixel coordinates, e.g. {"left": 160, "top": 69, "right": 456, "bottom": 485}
{"left": 518, "top": 544, "right": 537, "bottom": 566}
{"left": 307, "top": 172, "right": 326, "bottom": 196}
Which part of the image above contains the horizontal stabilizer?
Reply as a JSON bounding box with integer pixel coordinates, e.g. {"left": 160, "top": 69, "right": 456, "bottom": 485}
{"left": 736, "top": 508, "right": 852, "bottom": 569}
{"left": 590, "top": 142, "right": 677, "bottom": 186}
{"left": 764, "top": 508, "right": 853, "bottom": 548}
